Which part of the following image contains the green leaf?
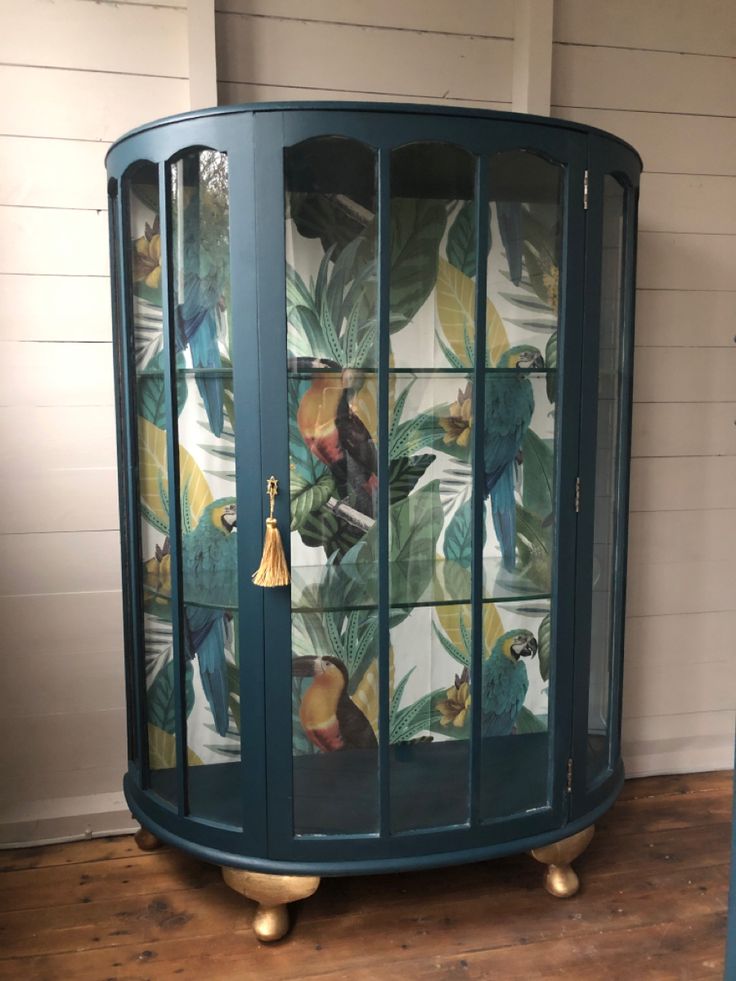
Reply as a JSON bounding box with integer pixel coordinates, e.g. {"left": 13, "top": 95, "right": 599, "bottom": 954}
{"left": 138, "top": 351, "right": 188, "bottom": 428}
{"left": 443, "top": 498, "right": 488, "bottom": 569}
{"left": 446, "top": 201, "right": 492, "bottom": 279}
{"left": 538, "top": 613, "right": 551, "bottom": 682}
{"left": 521, "top": 429, "right": 554, "bottom": 519}
{"left": 391, "top": 667, "right": 415, "bottom": 717}
{"left": 390, "top": 411, "right": 444, "bottom": 460}
{"left": 389, "top": 454, "right": 435, "bottom": 505}
{"left": 431, "top": 620, "right": 470, "bottom": 668}
{"left": 390, "top": 689, "right": 441, "bottom": 743}
{"left": 290, "top": 471, "right": 337, "bottom": 531}
{"left": 443, "top": 498, "right": 473, "bottom": 568}
{"left": 386, "top": 200, "right": 447, "bottom": 332}
{"left": 147, "top": 660, "right": 194, "bottom": 734}
{"left": 515, "top": 706, "right": 547, "bottom": 733}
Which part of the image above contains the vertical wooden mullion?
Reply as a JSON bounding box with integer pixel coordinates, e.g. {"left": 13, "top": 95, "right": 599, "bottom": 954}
{"left": 377, "top": 147, "right": 391, "bottom": 838}
{"left": 158, "top": 160, "right": 189, "bottom": 816}
{"left": 231, "top": 114, "right": 269, "bottom": 847}
{"left": 469, "top": 156, "right": 489, "bottom": 827}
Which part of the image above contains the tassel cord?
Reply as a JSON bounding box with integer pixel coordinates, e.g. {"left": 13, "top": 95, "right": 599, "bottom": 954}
{"left": 252, "top": 476, "right": 290, "bottom": 587}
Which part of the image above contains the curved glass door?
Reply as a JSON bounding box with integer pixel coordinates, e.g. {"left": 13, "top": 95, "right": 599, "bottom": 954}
{"left": 267, "top": 113, "right": 585, "bottom": 856}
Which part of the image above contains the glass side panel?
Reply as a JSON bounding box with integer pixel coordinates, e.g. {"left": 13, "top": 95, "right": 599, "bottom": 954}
{"left": 389, "top": 143, "right": 477, "bottom": 369}
{"left": 165, "top": 150, "right": 240, "bottom": 826}
{"left": 479, "top": 150, "right": 563, "bottom": 821}
{"left": 587, "top": 176, "right": 626, "bottom": 787}
{"left": 285, "top": 137, "right": 380, "bottom": 835}
{"left": 125, "top": 162, "right": 178, "bottom": 807}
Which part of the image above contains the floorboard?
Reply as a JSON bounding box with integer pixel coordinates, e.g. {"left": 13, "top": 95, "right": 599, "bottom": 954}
{"left": 0, "top": 772, "right": 730, "bottom": 979}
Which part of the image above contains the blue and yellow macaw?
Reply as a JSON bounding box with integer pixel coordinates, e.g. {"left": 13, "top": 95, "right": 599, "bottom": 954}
{"left": 181, "top": 497, "right": 237, "bottom": 737}
{"left": 145, "top": 499, "right": 236, "bottom": 738}
{"left": 482, "top": 629, "right": 538, "bottom": 736}
{"left": 484, "top": 345, "right": 544, "bottom": 571}
{"left": 175, "top": 208, "right": 227, "bottom": 437}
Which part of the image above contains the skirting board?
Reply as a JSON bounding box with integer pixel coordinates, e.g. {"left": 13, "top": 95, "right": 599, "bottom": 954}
{"left": 0, "top": 791, "right": 136, "bottom": 848}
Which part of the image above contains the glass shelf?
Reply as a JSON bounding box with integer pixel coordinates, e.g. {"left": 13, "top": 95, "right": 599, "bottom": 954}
{"left": 290, "top": 558, "right": 550, "bottom": 613}
{"left": 138, "top": 368, "right": 234, "bottom": 379}
{"left": 286, "top": 367, "right": 557, "bottom": 377}
{"left": 143, "top": 566, "right": 239, "bottom": 613}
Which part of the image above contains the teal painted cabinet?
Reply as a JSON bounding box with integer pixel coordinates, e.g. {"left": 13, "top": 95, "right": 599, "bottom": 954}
{"left": 106, "top": 103, "right": 640, "bottom": 936}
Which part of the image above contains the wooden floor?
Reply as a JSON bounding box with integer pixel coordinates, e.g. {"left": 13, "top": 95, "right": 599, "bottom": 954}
{"left": 0, "top": 772, "right": 731, "bottom": 980}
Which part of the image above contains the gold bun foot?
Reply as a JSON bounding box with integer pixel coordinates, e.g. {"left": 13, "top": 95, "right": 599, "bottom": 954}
{"left": 221, "top": 867, "right": 321, "bottom": 942}
{"left": 134, "top": 825, "right": 163, "bottom": 852}
{"left": 529, "top": 825, "right": 595, "bottom": 898}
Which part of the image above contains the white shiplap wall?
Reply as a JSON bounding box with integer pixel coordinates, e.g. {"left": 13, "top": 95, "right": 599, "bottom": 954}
{"left": 0, "top": 0, "right": 190, "bottom": 844}
{"left": 551, "top": 0, "right": 736, "bottom": 775}
{"left": 216, "top": 0, "right": 736, "bottom": 777}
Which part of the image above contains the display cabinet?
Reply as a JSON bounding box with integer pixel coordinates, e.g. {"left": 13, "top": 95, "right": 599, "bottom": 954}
{"left": 106, "top": 103, "right": 640, "bottom": 941}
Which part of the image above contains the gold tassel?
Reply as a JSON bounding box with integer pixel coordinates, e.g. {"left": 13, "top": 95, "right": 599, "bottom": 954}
{"left": 252, "top": 476, "right": 290, "bottom": 588}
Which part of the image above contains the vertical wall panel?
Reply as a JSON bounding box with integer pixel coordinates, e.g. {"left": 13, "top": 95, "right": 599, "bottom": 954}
{"left": 0, "top": 0, "right": 190, "bottom": 846}
{"left": 553, "top": 0, "right": 736, "bottom": 776}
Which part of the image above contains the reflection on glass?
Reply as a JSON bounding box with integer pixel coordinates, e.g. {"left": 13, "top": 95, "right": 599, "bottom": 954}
{"left": 390, "top": 143, "right": 477, "bottom": 369}
{"left": 480, "top": 601, "right": 551, "bottom": 821}
{"left": 125, "top": 162, "right": 178, "bottom": 808}
{"left": 163, "top": 150, "right": 240, "bottom": 827}
{"left": 285, "top": 137, "right": 379, "bottom": 835}
{"left": 390, "top": 604, "right": 472, "bottom": 832}
{"left": 588, "top": 176, "right": 626, "bottom": 786}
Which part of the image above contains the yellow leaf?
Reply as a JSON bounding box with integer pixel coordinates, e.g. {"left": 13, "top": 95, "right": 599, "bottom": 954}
{"left": 435, "top": 602, "right": 504, "bottom": 660}
{"left": 353, "top": 648, "right": 395, "bottom": 738}
{"left": 486, "top": 296, "right": 509, "bottom": 368}
{"left": 147, "top": 724, "right": 203, "bottom": 769}
{"left": 436, "top": 258, "right": 509, "bottom": 368}
{"left": 482, "top": 603, "right": 504, "bottom": 655}
{"left": 137, "top": 417, "right": 213, "bottom": 533}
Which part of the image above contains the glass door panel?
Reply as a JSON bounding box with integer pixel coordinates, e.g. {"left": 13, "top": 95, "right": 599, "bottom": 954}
{"left": 285, "top": 137, "right": 380, "bottom": 835}
{"left": 587, "top": 176, "right": 626, "bottom": 787}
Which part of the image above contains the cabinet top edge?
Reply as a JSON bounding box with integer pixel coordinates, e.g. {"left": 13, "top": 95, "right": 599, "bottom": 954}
{"left": 105, "top": 101, "right": 643, "bottom": 170}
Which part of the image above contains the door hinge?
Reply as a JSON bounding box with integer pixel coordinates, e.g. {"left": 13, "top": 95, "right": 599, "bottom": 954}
{"left": 583, "top": 170, "right": 589, "bottom": 210}
{"left": 574, "top": 477, "right": 581, "bottom": 513}
{"left": 566, "top": 758, "right": 573, "bottom": 793}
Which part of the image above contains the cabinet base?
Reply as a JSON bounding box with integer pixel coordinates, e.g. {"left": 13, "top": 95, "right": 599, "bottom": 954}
{"left": 221, "top": 867, "right": 321, "bottom": 942}
{"left": 134, "top": 825, "right": 163, "bottom": 852}
{"left": 528, "top": 824, "right": 595, "bottom": 897}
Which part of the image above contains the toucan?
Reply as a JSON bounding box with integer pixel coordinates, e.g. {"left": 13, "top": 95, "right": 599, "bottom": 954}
{"left": 290, "top": 358, "right": 378, "bottom": 518}
{"left": 293, "top": 656, "right": 377, "bottom": 752}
